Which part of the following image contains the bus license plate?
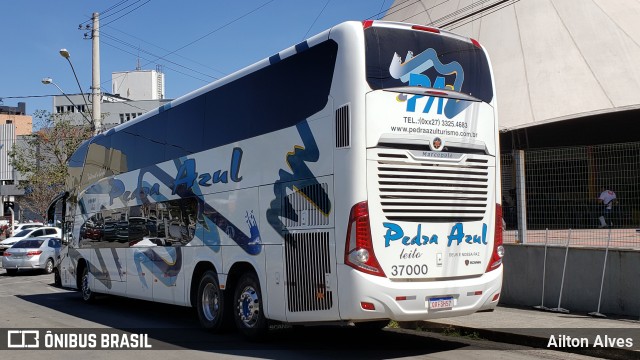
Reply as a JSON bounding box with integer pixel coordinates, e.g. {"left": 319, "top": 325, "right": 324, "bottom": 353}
{"left": 429, "top": 297, "right": 453, "bottom": 310}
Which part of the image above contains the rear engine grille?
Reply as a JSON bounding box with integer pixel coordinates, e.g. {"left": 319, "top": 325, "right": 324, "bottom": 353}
{"left": 285, "top": 231, "right": 333, "bottom": 312}
{"left": 377, "top": 153, "right": 490, "bottom": 222}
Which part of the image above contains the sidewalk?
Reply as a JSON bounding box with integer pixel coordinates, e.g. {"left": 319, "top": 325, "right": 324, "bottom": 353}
{"left": 413, "top": 305, "right": 640, "bottom": 359}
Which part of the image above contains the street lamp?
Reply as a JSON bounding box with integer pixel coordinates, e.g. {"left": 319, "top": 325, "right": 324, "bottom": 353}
{"left": 41, "top": 77, "right": 93, "bottom": 127}
{"left": 59, "top": 48, "right": 93, "bottom": 120}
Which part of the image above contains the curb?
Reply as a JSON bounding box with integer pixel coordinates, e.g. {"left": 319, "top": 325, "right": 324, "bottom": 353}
{"left": 417, "top": 321, "right": 639, "bottom": 360}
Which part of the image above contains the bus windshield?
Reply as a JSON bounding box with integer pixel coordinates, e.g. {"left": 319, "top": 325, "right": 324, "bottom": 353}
{"left": 365, "top": 26, "right": 494, "bottom": 104}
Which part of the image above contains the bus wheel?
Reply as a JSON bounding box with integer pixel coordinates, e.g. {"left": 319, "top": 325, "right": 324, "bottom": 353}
{"left": 81, "top": 266, "right": 96, "bottom": 302}
{"left": 233, "top": 272, "right": 267, "bottom": 340}
{"left": 196, "top": 270, "right": 226, "bottom": 332}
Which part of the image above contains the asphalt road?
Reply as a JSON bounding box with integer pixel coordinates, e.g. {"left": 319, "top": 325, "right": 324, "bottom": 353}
{"left": 0, "top": 268, "right": 601, "bottom": 360}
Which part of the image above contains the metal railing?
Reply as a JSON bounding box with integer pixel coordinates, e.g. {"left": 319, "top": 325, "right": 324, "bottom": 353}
{"left": 501, "top": 142, "right": 640, "bottom": 248}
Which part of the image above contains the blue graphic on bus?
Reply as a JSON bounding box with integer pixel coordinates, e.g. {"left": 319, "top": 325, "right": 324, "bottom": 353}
{"left": 389, "top": 48, "right": 469, "bottom": 118}
{"left": 138, "top": 154, "right": 261, "bottom": 256}
{"left": 172, "top": 147, "right": 243, "bottom": 195}
{"left": 133, "top": 247, "right": 182, "bottom": 288}
{"left": 383, "top": 222, "right": 488, "bottom": 248}
{"left": 267, "top": 121, "right": 331, "bottom": 237}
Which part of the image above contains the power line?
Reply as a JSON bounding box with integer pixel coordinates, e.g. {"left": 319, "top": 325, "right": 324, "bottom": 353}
{"left": 0, "top": 95, "right": 60, "bottom": 99}
{"left": 100, "top": 0, "right": 131, "bottom": 16}
{"left": 396, "top": 0, "right": 458, "bottom": 23}
{"left": 101, "top": 0, "right": 152, "bottom": 28}
{"left": 95, "top": 1, "right": 271, "bottom": 94}
{"left": 301, "top": 0, "right": 331, "bottom": 41}
{"left": 140, "top": 0, "right": 275, "bottom": 69}
{"left": 102, "top": 32, "right": 219, "bottom": 81}
{"left": 99, "top": 1, "right": 276, "bottom": 90}
{"left": 101, "top": 39, "right": 211, "bottom": 83}
{"left": 366, "top": 0, "right": 424, "bottom": 21}
{"left": 103, "top": 27, "right": 227, "bottom": 77}
{"left": 377, "top": 0, "right": 388, "bottom": 20}
{"left": 79, "top": 0, "right": 130, "bottom": 27}
{"left": 79, "top": 1, "right": 150, "bottom": 34}
{"left": 446, "top": 0, "right": 521, "bottom": 30}
{"left": 420, "top": 0, "right": 496, "bottom": 27}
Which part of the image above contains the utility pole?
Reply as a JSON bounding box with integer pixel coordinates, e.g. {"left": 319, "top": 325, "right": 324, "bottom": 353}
{"left": 91, "top": 12, "right": 101, "bottom": 135}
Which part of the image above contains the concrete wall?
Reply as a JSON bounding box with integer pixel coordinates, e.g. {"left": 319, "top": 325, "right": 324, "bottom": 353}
{"left": 501, "top": 244, "right": 640, "bottom": 317}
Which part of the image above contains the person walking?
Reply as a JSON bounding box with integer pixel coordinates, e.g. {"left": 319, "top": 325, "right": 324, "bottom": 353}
{"left": 598, "top": 187, "right": 617, "bottom": 228}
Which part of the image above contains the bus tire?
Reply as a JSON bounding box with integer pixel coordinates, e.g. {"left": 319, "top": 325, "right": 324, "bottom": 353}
{"left": 233, "top": 272, "right": 267, "bottom": 340}
{"left": 196, "top": 270, "right": 227, "bottom": 332}
{"left": 80, "top": 266, "right": 96, "bottom": 302}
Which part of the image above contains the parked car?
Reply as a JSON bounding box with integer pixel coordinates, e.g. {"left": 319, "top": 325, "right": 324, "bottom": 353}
{"left": 1, "top": 237, "right": 62, "bottom": 275}
{"left": 0, "top": 227, "right": 62, "bottom": 255}
{"left": 13, "top": 222, "right": 44, "bottom": 234}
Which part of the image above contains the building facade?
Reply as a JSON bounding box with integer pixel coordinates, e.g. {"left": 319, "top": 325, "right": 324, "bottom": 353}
{"left": 0, "top": 102, "right": 32, "bottom": 219}
{"left": 0, "top": 102, "right": 32, "bottom": 136}
{"left": 51, "top": 92, "right": 170, "bottom": 130}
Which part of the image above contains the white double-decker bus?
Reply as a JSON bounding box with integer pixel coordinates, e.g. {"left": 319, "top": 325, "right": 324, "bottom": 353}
{"left": 48, "top": 20, "right": 503, "bottom": 338}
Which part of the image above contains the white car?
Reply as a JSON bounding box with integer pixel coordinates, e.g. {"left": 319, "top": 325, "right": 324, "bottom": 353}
{"left": 12, "top": 222, "right": 44, "bottom": 235}
{"left": 0, "top": 227, "right": 61, "bottom": 255}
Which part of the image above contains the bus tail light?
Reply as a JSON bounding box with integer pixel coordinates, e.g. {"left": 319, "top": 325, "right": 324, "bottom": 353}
{"left": 411, "top": 25, "right": 440, "bottom": 34}
{"left": 471, "top": 38, "right": 482, "bottom": 49}
{"left": 345, "top": 201, "right": 386, "bottom": 277}
{"left": 360, "top": 302, "right": 376, "bottom": 310}
{"left": 486, "top": 203, "right": 504, "bottom": 272}
{"left": 362, "top": 20, "right": 374, "bottom": 29}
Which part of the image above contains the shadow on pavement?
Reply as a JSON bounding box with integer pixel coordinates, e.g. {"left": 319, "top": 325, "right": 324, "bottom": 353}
{"left": 15, "top": 290, "right": 468, "bottom": 357}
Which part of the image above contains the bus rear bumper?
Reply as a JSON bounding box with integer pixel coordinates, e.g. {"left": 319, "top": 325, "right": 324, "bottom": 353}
{"left": 336, "top": 264, "right": 503, "bottom": 322}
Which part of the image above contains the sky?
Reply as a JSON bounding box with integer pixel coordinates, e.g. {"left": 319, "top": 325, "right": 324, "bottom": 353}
{"left": 0, "top": 0, "right": 393, "bottom": 117}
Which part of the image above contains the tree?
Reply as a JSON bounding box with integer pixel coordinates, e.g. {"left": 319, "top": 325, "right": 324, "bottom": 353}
{"left": 9, "top": 110, "right": 92, "bottom": 221}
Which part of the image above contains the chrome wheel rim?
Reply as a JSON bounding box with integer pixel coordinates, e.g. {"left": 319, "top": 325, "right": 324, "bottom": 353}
{"left": 201, "top": 283, "right": 220, "bottom": 322}
{"left": 237, "top": 285, "right": 260, "bottom": 328}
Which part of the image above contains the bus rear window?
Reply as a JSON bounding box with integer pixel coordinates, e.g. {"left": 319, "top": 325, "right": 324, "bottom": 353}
{"left": 365, "top": 26, "right": 493, "bottom": 104}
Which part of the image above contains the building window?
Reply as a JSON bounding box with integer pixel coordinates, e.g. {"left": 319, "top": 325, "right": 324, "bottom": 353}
{"left": 5, "top": 120, "right": 12, "bottom": 124}
{"left": 56, "top": 106, "right": 64, "bottom": 113}
{"left": 119, "top": 114, "right": 125, "bottom": 124}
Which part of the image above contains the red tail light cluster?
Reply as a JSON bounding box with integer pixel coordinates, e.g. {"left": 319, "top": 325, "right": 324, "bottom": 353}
{"left": 344, "top": 201, "right": 386, "bottom": 277}
{"left": 411, "top": 25, "right": 440, "bottom": 34}
{"left": 27, "top": 250, "right": 43, "bottom": 256}
{"left": 486, "top": 203, "right": 504, "bottom": 272}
